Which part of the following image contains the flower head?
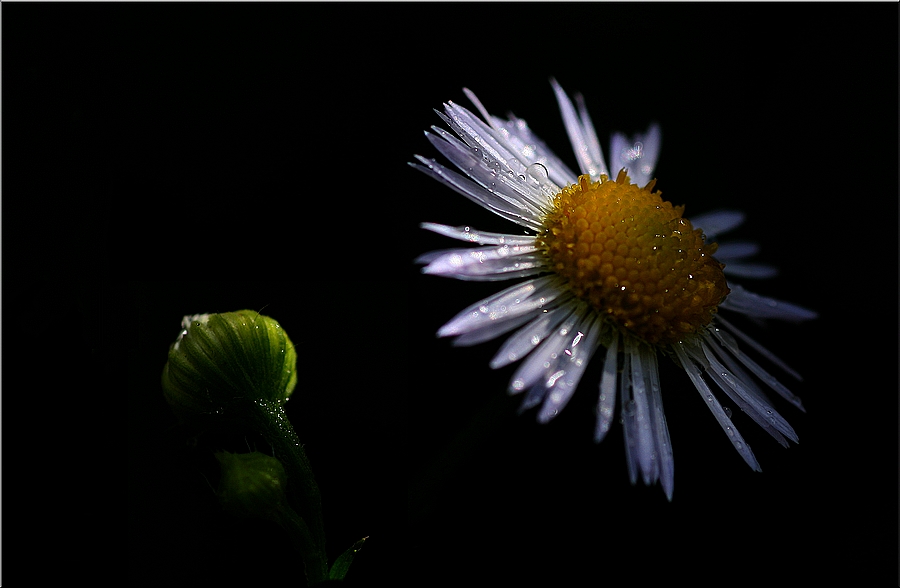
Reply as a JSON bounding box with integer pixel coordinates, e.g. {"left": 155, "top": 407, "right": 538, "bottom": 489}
{"left": 411, "top": 79, "right": 816, "bottom": 499}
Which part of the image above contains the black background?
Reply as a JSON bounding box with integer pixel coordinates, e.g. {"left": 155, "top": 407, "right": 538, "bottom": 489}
{"left": 4, "top": 2, "right": 897, "bottom": 586}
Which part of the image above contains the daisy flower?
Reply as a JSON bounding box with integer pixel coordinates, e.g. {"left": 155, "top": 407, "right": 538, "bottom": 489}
{"left": 410, "top": 79, "right": 816, "bottom": 500}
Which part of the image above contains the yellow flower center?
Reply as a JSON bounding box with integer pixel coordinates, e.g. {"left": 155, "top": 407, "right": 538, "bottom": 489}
{"left": 539, "top": 170, "right": 729, "bottom": 345}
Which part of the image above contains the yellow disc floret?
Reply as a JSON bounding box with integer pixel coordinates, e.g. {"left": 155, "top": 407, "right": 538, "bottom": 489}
{"left": 540, "top": 170, "right": 729, "bottom": 345}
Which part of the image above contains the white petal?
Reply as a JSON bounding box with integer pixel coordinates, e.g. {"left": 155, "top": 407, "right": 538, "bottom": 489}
{"left": 618, "top": 338, "right": 673, "bottom": 498}
{"left": 711, "top": 321, "right": 805, "bottom": 410}
{"left": 423, "top": 129, "right": 548, "bottom": 220}
{"left": 714, "top": 241, "right": 760, "bottom": 260}
{"left": 436, "top": 276, "right": 564, "bottom": 338}
{"left": 594, "top": 334, "right": 619, "bottom": 443}
{"left": 721, "top": 284, "right": 818, "bottom": 321}
{"left": 489, "top": 113, "right": 579, "bottom": 187}
{"left": 622, "top": 337, "right": 658, "bottom": 485}
{"left": 673, "top": 343, "right": 761, "bottom": 471}
{"left": 551, "top": 78, "right": 608, "bottom": 180}
{"left": 451, "top": 311, "right": 536, "bottom": 348}
{"left": 440, "top": 98, "right": 559, "bottom": 215}
{"left": 409, "top": 156, "right": 544, "bottom": 232}
{"left": 700, "top": 339, "right": 798, "bottom": 445}
{"left": 490, "top": 305, "right": 572, "bottom": 369}
{"left": 714, "top": 315, "right": 804, "bottom": 381}
{"left": 420, "top": 223, "right": 537, "bottom": 246}
{"left": 536, "top": 312, "right": 602, "bottom": 423}
{"left": 418, "top": 244, "right": 546, "bottom": 281}
{"left": 510, "top": 305, "right": 581, "bottom": 401}
{"left": 723, "top": 264, "right": 779, "bottom": 279}
{"left": 689, "top": 210, "right": 746, "bottom": 240}
{"left": 708, "top": 237, "right": 778, "bottom": 280}
{"left": 609, "top": 123, "right": 661, "bottom": 189}
{"left": 641, "top": 343, "right": 674, "bottom": 500}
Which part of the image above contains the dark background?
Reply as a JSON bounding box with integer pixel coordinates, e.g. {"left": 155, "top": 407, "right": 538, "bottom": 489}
{"left": 4, "top": 2, "right": 897, "bottom": 585}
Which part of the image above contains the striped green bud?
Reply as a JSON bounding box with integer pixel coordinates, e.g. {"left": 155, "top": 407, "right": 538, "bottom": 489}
{"left": 161, "top": 310, "right": 298, "bottom": 422}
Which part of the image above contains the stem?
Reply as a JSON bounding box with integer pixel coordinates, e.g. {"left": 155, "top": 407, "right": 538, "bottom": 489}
{"left": 248, "top": 399, "right": 328, "bottom": 584}
{"left": 274, "top": 503, "right": 327, "bottom": 586}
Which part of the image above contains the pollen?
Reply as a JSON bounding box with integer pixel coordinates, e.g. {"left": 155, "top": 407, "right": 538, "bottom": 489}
{"left": 539, "top": 170, "right": 729, "bottom": 345}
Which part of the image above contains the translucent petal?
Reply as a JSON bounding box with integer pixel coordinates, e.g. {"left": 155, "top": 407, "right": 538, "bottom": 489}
{"left": 723, "top": 264, "right": 779, "bottom": 279}
{"left": 409, "top": 157, "right": 544, "bottom": 232}
{"left": 490, "top": 305, "right": 571, "bottom": 369}
{"left": 441, "top": 98, "right": 548, "bottom": 200}
{"left": 715, "top": 315, "right": 804, "bottom": 381}
{"left": 594, "top": 335, "right": 619, "bottom": 443}
{"left": 637, "top": 342, "right": 674, "bottom": 500}
{"left": 489, "top": 114, "right": 579, "bottom": 187}
{"left": 623, "top": 337, "right": 658, "bottom": 485}
{"left": 451, "top": 311, "right": 535, "bottom": 348}
{"left": 424, "top": 129, "right": 547, "bottom": 220}
{"left": 673, "top": 343, "right": 761, "bottom": 471}
{"left": 436, "top": 276, "right": 564, "bottom": 338}
{"left": 690, "top": 210, "right": 745, "bottom": 240}
{"left": 420, "top": 223, "right": 537, "bottom": 246}
{"left": 509, "top": 305, "right": 580, "bottom": 400}
{"left": 700, "top": 340, "right": 799, "bottom": 444}
{"left": 417, "top": 244, "right": 546, "bottom": 281}
{"left": 721, "top": 284, "right": 818, "bottom": 321}
{"left": 714, "top": 241, "right": 760, "bottom": 260}
{"left": 710, "top": 324, "right": 805, "bottom": 411}
{"left": 536, "top": 312, "right": 602, "bottom": 423}
{"left": 619, "top": 348, "right": 639, "bottom": 484}
{"left": 551, "top": 78, "right": 608, "bottom": 180}
{"left": 609, "top": 123, "right": 661, "bottom": 189}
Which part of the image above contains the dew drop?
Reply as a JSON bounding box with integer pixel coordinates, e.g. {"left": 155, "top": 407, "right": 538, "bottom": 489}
{"left": 723, "top": 406, "right": 732, "bottom": 419}
{"left": 526, "top": 162, "right": 550, "bottom": 182}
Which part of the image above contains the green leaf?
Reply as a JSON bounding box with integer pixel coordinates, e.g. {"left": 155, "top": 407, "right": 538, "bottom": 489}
{"left": 328, "top": 536, "right": 368, "bottom": 581}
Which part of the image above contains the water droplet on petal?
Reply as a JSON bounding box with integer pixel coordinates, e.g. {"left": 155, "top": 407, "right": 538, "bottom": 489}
{"left": 526, "top": 162, "right": 549, "bottom": 183}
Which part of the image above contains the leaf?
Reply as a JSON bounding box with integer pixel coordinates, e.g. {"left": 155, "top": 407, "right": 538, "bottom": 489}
{"left": 328, "top": 536, "right": 368, "bottom": 581}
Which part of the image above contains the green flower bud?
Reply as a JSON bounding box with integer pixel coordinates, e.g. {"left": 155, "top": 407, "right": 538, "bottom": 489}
{"left": 215, "top": 451, "right": 288, "bottom": 522}
{"left": 162, "top": 310, "right": 329, "bottom": 584}
{"left": 161, "top": 310, "right": 297, "bottom": 422}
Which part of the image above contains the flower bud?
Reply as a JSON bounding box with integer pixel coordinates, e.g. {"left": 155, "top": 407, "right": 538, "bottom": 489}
{"left": 161, "top": 310, "right": 298, "bottom": 422}
{"left": 215, "top": 451, "right": 288, "bottom": 522}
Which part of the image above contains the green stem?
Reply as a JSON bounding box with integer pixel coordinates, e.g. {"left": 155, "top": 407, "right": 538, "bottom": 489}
{"left": 274, "top": 503, "right": 327, "bottom": 586}
{"left": 248, "top": 399, "right": 327, "bottom": 584}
